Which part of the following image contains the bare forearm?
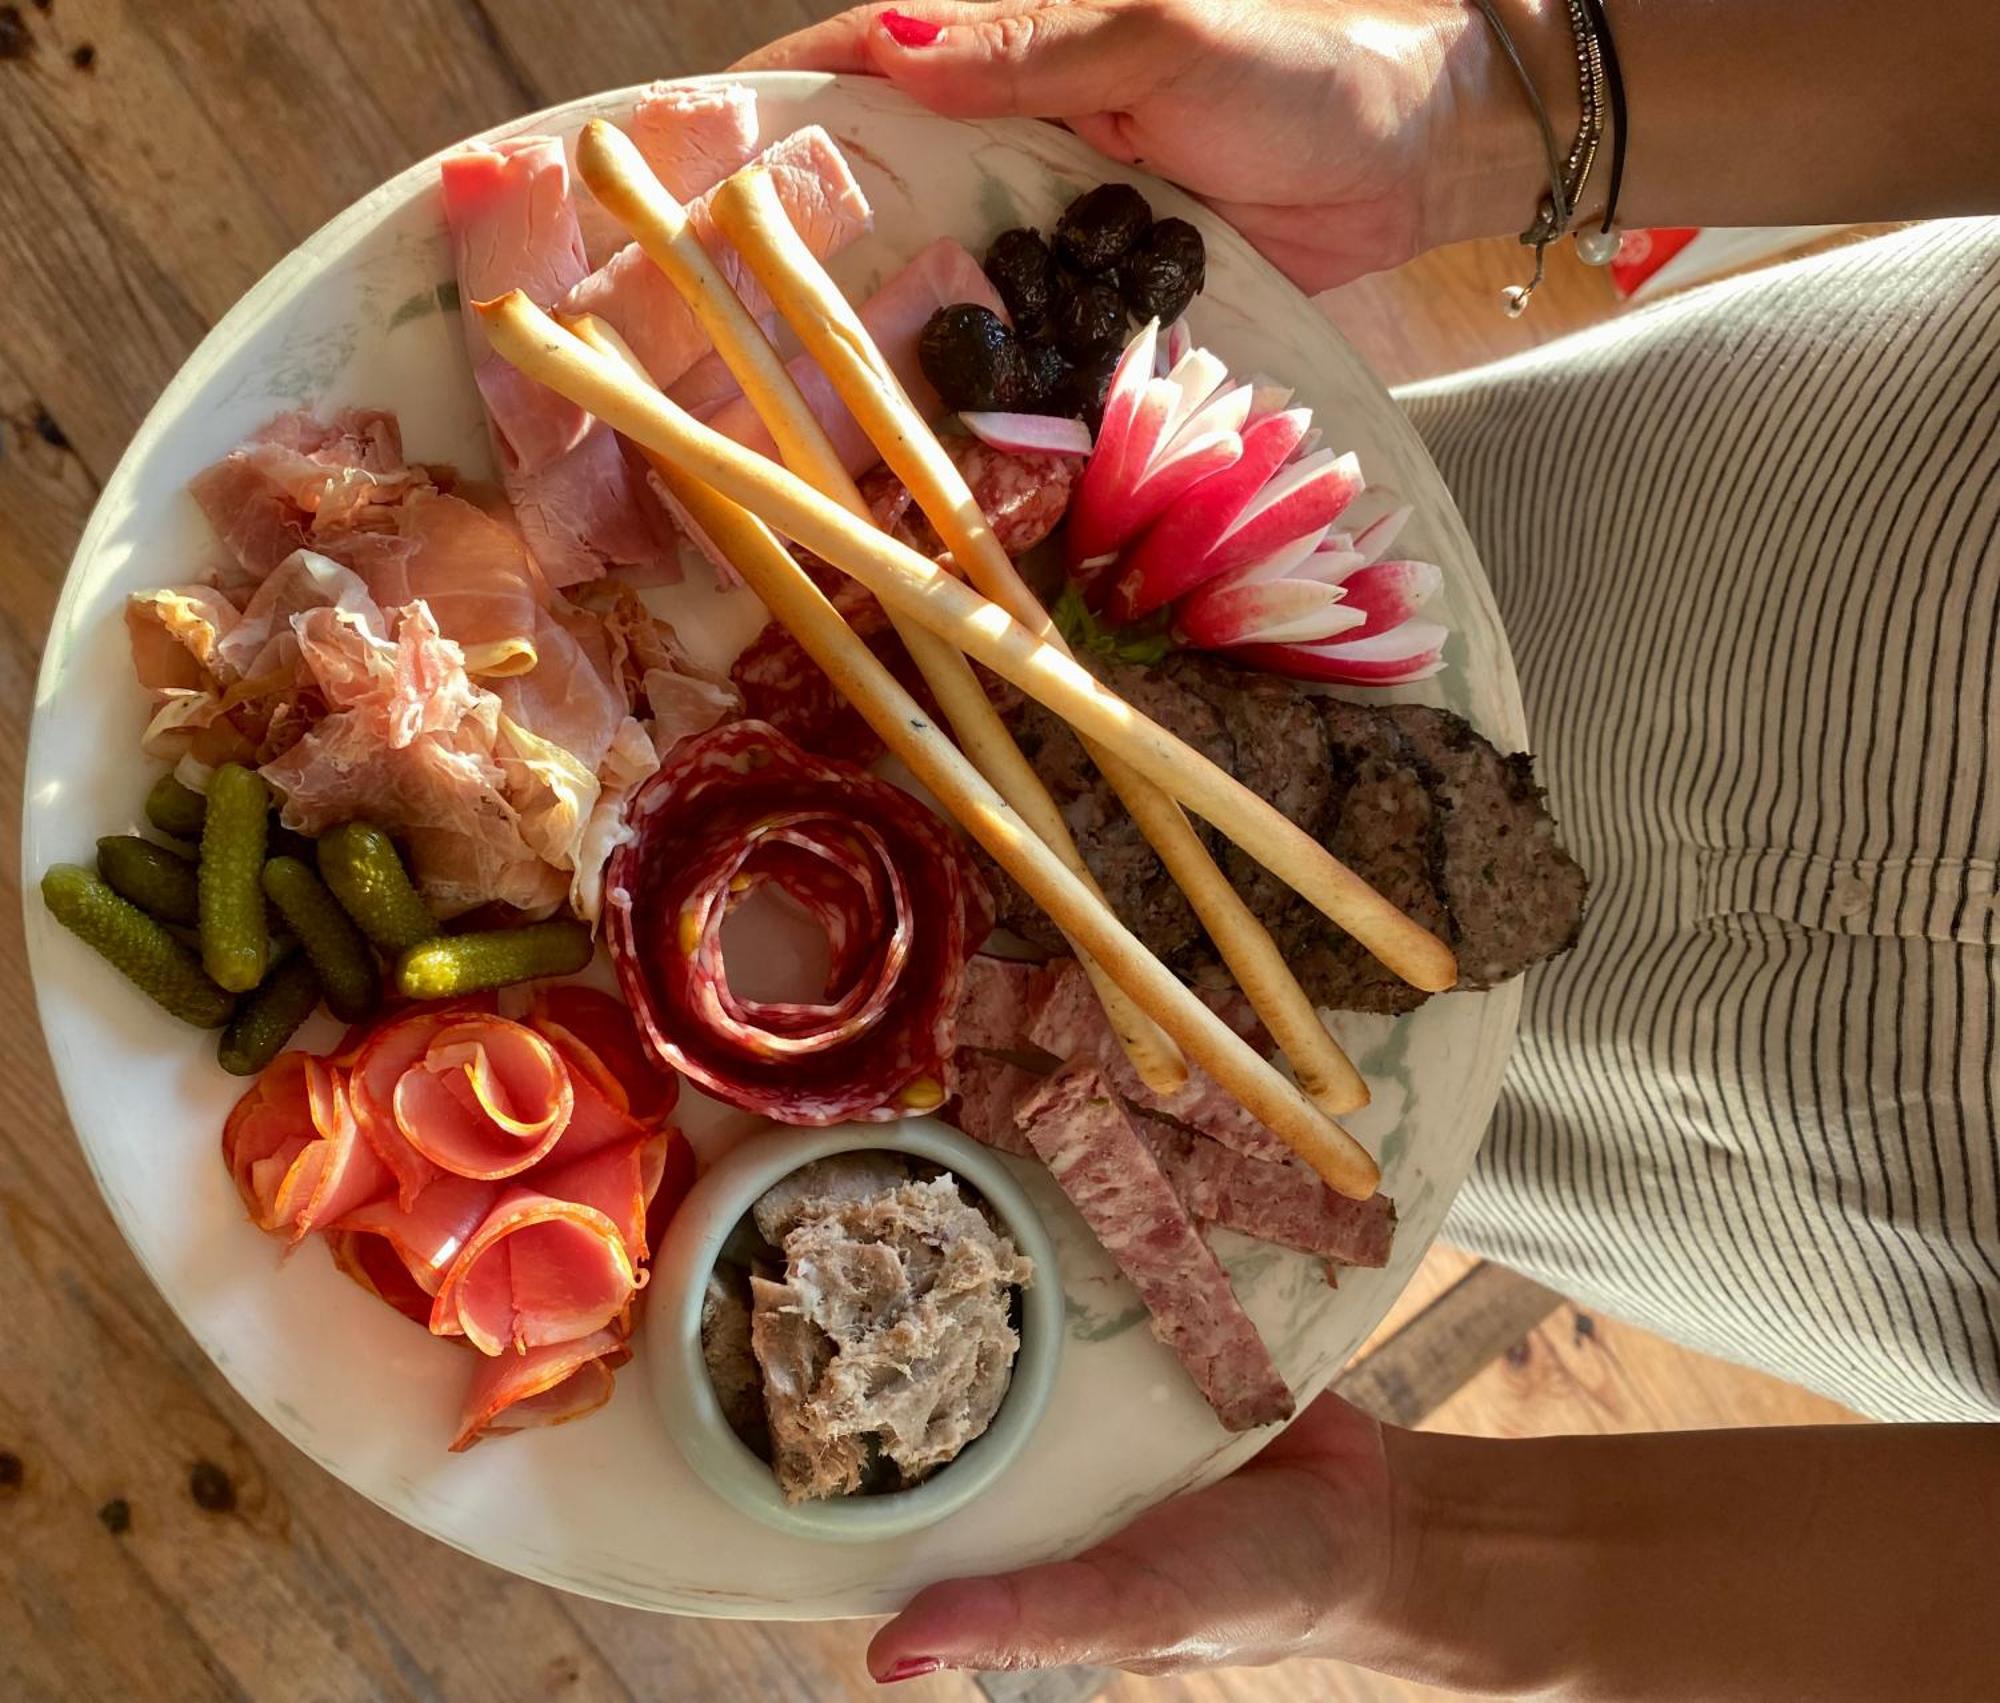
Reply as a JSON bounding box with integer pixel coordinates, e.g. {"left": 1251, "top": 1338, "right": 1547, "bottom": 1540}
{"left": 1446, "top": 0, "right": 2000, "bottom": 244}
{"left": 1348, "top": 1424, "right": 2000, "bottom": 1699}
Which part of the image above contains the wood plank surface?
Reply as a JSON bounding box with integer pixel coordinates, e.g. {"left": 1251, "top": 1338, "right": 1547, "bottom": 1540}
{"left": 0, "top": 5, "right": 1846, "bottom": 1701}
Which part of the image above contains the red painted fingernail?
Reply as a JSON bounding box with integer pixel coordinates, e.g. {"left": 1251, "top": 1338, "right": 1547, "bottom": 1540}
{"left": 877, "top": 1656, "right": 943, "bottom": 1684}
{"left": 879, "top": 10, "right": 944, "bottom": 47}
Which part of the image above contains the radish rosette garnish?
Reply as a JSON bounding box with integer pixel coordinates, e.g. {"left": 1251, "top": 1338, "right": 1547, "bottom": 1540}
{"left": 1062, "top": 320, "right": 1448, "bottom": 687}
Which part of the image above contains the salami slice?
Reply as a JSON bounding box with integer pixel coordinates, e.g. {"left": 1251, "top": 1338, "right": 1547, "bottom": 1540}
{"left": 605, "top": 721, "right": 992, "bottom": 1123}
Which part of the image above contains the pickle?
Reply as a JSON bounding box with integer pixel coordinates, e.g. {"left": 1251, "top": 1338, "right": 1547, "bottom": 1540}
{"left": 217, "top": 955, "right": 322, "bottom": 1077}
{"left": 41, "top": 864, "right": 236, "bottom": 1028}
{"left": 198, "top": 763, "right": 271, "bottom": 993}
{"left": 144, "top": 773, "right": 208, "bottom": 839}
{"left": 316, "top": 822, "right": 437, "bottom": 955}
{"left": 96, "top": 835, "right": 198, "bottom": 927}
{"left": 261, "top": 856, "right": 380, "bottom": 1023}
{"left": 396, "top": 919, "right": 593, "bottom": 999}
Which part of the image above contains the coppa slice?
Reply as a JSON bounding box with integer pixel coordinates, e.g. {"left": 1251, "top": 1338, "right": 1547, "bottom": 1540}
{"left": 560, "top": 127, "right": 872, "bottom": 390}
{"left": 1017, "top": 1059, "right": 1294, "bottom": 1431}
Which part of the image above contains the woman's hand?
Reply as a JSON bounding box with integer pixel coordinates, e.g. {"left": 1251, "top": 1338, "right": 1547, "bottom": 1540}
{"left": 865, "top": 1391, "right": 1412, "bottom": 1681}
{"left": 737, "top": 0, "right": 1550, "bottom": 291}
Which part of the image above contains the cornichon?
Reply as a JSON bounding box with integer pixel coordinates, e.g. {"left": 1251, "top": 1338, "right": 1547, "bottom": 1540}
{"left": 198, "top": 763, "right": 271, "bottom": 993}
{"left": 396, "top": 919, "right": 593, "bottom": 999}
{"left": 144, "top": 772, "right": 207, "bottom": 839}
{"left": 96, "top": 835, "right": 198, "bottom": 927}
{"left": 41, "top": 864, "right": 235, "bottom": 1028}
{"left": 316, "top": 822, "right": 437, "bottom": 955}
{"left": 217, "top": 955, "right": 322, "bottom": 1077}
{"left": 261, "top": 856, "right": 379, "bottom": 1024}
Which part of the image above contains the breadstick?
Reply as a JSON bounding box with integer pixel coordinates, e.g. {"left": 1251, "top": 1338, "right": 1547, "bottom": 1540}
{"left": 477, "top": 291, "right": 1458, "bottom": 996}
{"left": 641, "top": 461, "right": 1381, "bottom": 1198}
{"left": 710, "top": 162, "right": 1371, "bottom": 1115}
{"left": 570, "top": 124, "right": 1187, "bottom": 1093}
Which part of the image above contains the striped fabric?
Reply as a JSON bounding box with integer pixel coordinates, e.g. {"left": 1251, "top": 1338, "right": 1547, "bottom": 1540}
{"left": 1399, "top": 220, "right": 2000, "bottom": 1421}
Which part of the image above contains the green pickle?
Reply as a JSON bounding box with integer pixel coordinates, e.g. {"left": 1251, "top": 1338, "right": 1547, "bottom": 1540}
{"left": 261, "top": 856, "right": 380, "bottom": 1023}
{"left": 199, "top": 763, "right": 271, "bottom": 993}
{"left": 317, "top": 822, "right": 437, "bottom": 954}
{"left": 96, "top": 834, "right": 198, "bottom": 927}
{"left": 144, "top": 772, "right": 208, "bottom": 839}
{"left": 41, "top": 864, "right": 235, "bottom": 1028}
{"left": 396, "top": 919, "right": 593, "bottom": 999}
{"left": 217, "top": 955, "right": 322, "bottom": 1077}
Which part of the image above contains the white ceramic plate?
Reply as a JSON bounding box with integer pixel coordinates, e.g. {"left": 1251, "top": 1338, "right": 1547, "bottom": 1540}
{"left": 23, "top": 73, "right": 1522, "bottom": 1618}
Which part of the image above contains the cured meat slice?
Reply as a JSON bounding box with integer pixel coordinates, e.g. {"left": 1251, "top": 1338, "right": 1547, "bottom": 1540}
{"left": 223, "top": 1052, "right": 390, "bottom": 1242}
{"left": 604, "top": 722, "right": 991, "bottom": 1123}
{"left": 1134, "top": 1116, "right": 1395, "bottom": 1267}
{"left": 328, "top": 1172, "right": 503, "bottom": 1301}
{"left": 944, "top": 1049, "right": 1037, "bottom": 1159}
{"left": 390, "top": 1016, "right": 575, "bottom": 1179}
{"left": 350, "top": 1004, "right": 488, "bottom": 1207}
{"left": 1023, "top": 960, "right": 1295, "bottom": 1164}
{"left": 325, "top": 1227, "right": 436, "bottom": 1325}
{"left": 450, "top": 1328, "right": 633, "bottom": 1451}
{"left": 952, "top": 955, "right": 1042, "bottom": 1054}
{"left": 440, "top": 135, "right": 673, "bottom": 587}
{"left": 575, "top": 81, "right": 761, "bottom": 265}
{"left": 525, "top": 984, "right": 679, "bottom": 1123}
{"left": 534, "top": 1131, "right": 670, "bottom": 1263}
{"left": 428, "top": 1186, "right": 639, "bottom": 1354}
{"left": 560, "top": 127, "right": 872, "bottom": 389}
{"left": 1016, "top": 1060, "right": 1294, "bottom": 1431}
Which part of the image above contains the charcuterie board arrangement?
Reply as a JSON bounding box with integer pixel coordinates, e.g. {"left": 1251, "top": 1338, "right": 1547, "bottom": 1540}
{"left": 25, "top": 74, "right": 1581, "bottom": 1614}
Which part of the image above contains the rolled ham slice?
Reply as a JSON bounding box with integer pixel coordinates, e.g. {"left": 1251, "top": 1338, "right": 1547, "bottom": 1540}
{"left": 575, "top": 82, "right": 761, "bottom": 265}
{"left": 525, "top": 983, "right": 679, "bottom": 1123}
{"left": 327, "top": 1172, "right": 503, "bottom": 1304}
{"left": 559, "top": 127, "right": 872, "bottom": 390}
{"left": 390, "top": 1016, "right": 575, "bottom": 1180}
{"left": 428, "top": 1186, "right": 639, "bottom": 1354}
{"left": 450, "top": 1327, "right": 632, "bottom": 1452}
{"left": 222, "top": 1052, "right": 390, "bottom": 1243}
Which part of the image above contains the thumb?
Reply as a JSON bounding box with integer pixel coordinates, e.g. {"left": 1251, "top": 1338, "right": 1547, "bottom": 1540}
{"left": 743, "top": 3, "right": 1158, "bottom": 122}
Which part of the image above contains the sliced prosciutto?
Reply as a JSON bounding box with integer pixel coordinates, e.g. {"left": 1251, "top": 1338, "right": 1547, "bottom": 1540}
{"left": 700, "top": 237, "right": 1005, "bottom": 474}
{"left": 222, "top": 1052, "right": 389, "bottom": 1242}
{"left": 428, "top": 1185, "right": 639, "bottom": 1354}
{"left": 560, "top": 127, "right": 872, "bottom": 389}
{"left": 450, "top": 1328, "right": 632, "bottom": 1452}
{"left": 604, "top": 722, "right": 992, "bottom": 1123}
{"left": 440, "top": 136, "right": 673, "bottom": 587}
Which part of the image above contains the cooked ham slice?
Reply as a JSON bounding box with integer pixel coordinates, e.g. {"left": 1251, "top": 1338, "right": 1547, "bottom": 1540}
{"left": 575, "top": 82, "right": 761, "bottom": 265}
{"left": 533, "top": 1132, "right": 669, "bottom": 1263}
{"left": 1016, "top": 1061, "right": 1293, "bottom": 1431}
{"left": 390, "top": 1017, "right": 576, "bottom": 1180}
{"left": 327, "top": 1171, "right": 502, "bottom": 1301}
{"left": 450, "top": 1327, "right": 632, "bottom": 1451}
{"left": 222, "top": 1052, "right": 391, "bottom": 1242}
{"left": 700, "top": 238, "right": 1004, "bottom": 474}
{"left": 440, "top": 137, "right": 675, "bottom": 588}
{"left": 428, "top": 1185, "right": 639, "bottom": 1354}
{"left": 560, "top": 126, "right": 871, "bottom": 389}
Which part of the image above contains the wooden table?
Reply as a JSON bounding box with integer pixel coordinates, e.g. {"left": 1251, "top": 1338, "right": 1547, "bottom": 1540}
{"left": 1, "top": 5, "right": 1735, "bottom": 1699}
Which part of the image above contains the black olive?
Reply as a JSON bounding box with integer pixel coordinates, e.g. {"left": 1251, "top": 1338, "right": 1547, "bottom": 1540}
{"left": 985, "top": 227, "right": 1058, "bottom": 333}
{"left": 919, "top": 303, "right": 1021, "bottom": 411}
{"left": 1119, "top": 217, "right": 1207, "bottom": 324}
{"left": 1010, "top": 342, "right": 1071, "bottom": 412}
{"left": 1054, "top": 182, "right": 1153, "bottom": 273}
{"left": 1060, "top": 349, "right": 1121, "bottom": 432}
{"left": 1054, "top": 271, "right": 1129, "bottom": 361}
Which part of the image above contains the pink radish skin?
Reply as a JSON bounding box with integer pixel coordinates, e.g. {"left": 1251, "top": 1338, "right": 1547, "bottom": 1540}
{"left": 1066, "top": 320, "right": 1161, "bottom": 569}
{"left": 1105, "top": 408, "right": 1313, "bottom": 618}
{"left": 1230, "top": 620, "right": 1449, "bottom": 685}
{"left": 1347, "top": 501, "right": 1413, "bottom": 565}
{"left": 1328, "top": 559, "right": 1442, "bottom": 638}
{"left": 1201, "top": 449, "right": 1363, "bottom": 580}
{"left": 959, "top": 411, "right": 1094, "bottom": 457}
{"left": 1174, "top": 579, "right": 1367, "bottom": 647}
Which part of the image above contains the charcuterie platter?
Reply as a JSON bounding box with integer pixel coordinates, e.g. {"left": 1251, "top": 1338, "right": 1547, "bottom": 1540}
{"left": 23, "top": 73, "right": 1578, "bottom": 1616}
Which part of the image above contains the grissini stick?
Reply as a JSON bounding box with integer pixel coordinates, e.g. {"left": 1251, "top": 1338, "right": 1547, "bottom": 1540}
{"left": 630, "top": 454, "right": 1382, "bottom": 1198}
{"left": 571, "top": 123, "right": 1187, "bottom": 1093}
{"left": 476, "top": 290, "right": 1458, "bottom": 997}
{"left": 710, "top": 161, "right": 1372, "bottom": 1116}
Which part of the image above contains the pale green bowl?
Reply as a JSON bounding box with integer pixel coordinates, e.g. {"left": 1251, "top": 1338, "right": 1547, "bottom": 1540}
{"left": 644, "top": 1118, "right": 1064, "bottom": 1544}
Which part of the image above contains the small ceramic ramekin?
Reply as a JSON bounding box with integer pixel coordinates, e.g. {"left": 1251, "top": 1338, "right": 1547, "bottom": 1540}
{"left": 644, "top": 1117, "right": 1063, "bottom": 1543}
